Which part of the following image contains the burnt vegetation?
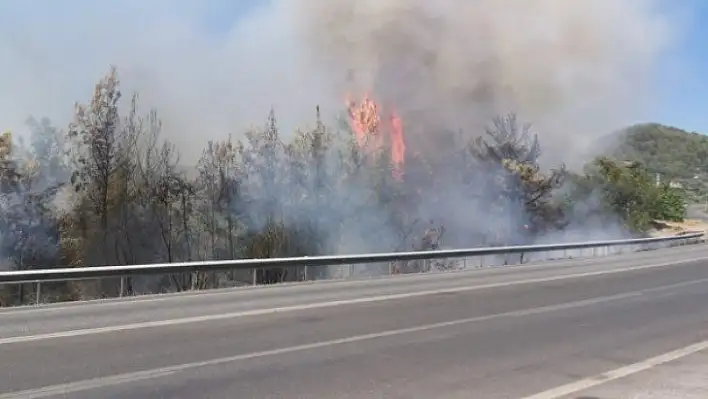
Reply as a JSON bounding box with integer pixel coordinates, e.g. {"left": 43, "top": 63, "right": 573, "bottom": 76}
{"left": 0, "top": 68, "right": 687, "bottom": 306}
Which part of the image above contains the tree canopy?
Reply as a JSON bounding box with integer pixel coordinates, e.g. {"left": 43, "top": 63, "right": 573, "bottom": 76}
{"left": 0, "top": 68, "right": 692, "bottom": 306}
{"left": 607, "top": 123, "right": 708, "bottom": 200}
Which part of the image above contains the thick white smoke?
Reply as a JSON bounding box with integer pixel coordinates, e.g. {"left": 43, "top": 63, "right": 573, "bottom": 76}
{"left": 290, "top": 0, "right": 683, "bottom": 167}
{"left": 0, "top": 0, "right": 690, "bottom": 168}
{"left": 0, "top": 1, "right": 336, "bottom": 163}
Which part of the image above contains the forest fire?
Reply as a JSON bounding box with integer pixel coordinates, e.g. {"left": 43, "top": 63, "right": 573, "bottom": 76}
{"left": 346, "top": 94, "right": 405, "bottom": 180}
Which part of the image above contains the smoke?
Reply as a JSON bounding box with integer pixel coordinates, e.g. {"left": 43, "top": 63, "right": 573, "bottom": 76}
{"left": 292, "top": 0, "right": 683, "bottom": 168}
{"left": 0, "top": 0, "right": 689, "bottom": 167}
{"left": 0, "top": 0, "right": 337, "bottom": 163}
{"left": 285, "top": 0, "right": 691, "bottom": 250}
{"left": 0, "top": 0, "right": 694, "bottom": 261}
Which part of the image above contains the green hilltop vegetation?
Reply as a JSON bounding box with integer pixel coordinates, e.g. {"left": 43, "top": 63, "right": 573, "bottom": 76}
{"left": 0, "top": 67, "right": 693, "bottom": 306}
{"left": 607, "top": 123, "right": 708, "bottom": 200}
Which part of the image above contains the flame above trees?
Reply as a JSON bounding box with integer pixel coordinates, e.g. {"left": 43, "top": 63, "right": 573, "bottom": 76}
{"left": 345, "top": 94, "right": 405, "bottom": 180}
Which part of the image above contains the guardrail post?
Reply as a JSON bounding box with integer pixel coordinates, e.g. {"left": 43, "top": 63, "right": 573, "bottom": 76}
{"left": 0, "top": 232, "right": 703, "bottom": 297}
{"left": 303, "top": 265, "right": 308, "bottom": 281}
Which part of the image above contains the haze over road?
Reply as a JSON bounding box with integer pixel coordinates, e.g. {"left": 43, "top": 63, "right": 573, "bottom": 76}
{"left": 687, "top": 203, "right": 708, "bottom": 222}
{"left": 2, "top": 244, "right": 708, "bottom": 398}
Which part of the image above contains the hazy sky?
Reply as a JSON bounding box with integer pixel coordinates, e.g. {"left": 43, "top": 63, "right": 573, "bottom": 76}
{"left": 0, "top": 0, "right": 706, "bottom": 165}
{"left": 0, "top": 0, "right": 329, "bottom": 161}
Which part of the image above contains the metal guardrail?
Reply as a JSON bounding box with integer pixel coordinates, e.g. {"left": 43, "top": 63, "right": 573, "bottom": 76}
{"left": 0, "top": 232, "right": 703, "bottom": 287}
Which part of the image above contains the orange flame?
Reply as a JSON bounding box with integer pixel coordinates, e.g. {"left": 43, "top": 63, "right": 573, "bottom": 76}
{"left": 345, "top": 93, "right": 406, "bottom": 180}
{"left": 389, "top": 111, "right": 405, "bottom": 180}
{"left": 345, "top": 94, "right": 383, "bottom": 152}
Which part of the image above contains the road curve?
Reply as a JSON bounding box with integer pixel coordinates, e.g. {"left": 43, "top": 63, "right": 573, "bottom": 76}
{"left": 1, "top": 244, "right": 708, "bottom": 398}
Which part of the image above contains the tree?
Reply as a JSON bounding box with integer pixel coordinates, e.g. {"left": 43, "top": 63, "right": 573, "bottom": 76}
{"left": 569, "top": 157, "right": 682, "bottom": 233}
{"left": 2, "top": 65, "right": 691, "bottom": 307}
{"left": 469, "top": 114, "right": 566, "bottom": 244}
{"left": 67, "top": 66, "right": 125, "bottom": 266}
{"left": 0, "top": 130, "right": 65, "bottom": 304}
{"left": 654, "top": 184, "right": 686, "bottom": 222}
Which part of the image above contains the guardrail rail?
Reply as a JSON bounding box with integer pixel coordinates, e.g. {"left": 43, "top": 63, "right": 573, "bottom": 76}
{"left": 0, "top": 232, "right": 704, "bottom": 305}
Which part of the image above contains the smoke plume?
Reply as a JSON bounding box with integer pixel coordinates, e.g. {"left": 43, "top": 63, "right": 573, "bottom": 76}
{"left": 291, "top": 0, "right": 681, "bottom": 167}
{"left": 0, "top": 0, "right": 687, "bottom": 167}
{"left": 0, "top": 0, "right": 698, "bottom": 300}
{"left": 0, "top": 1, "right": 336, "bottom": 163}
{"left": 0, "top": 1, "right": 691, "bottom": 250}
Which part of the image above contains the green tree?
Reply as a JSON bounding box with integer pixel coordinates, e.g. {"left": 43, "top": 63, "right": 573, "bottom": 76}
{"left": 572, "top": 157, "right": 685, "bottom": 232}
{"left": 653, "top": 184, "right": 686, "bottom": 222}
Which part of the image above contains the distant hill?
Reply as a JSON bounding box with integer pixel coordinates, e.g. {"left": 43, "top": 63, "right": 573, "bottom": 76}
{"left": 607, "top": 123, "right": 708, "bottom": 199}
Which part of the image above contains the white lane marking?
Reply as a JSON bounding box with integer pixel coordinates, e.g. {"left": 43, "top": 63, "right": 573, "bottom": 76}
{"left": 0, "top": 291, "right": 643, "bottom": 398}
{"left": 0, "top": 278, "right": 705, "bottom": 398}
{"left": 1, "top": 257, "right": 707, "bottom": 346}
{"left": 521, "top": 340, "right": 708, "bottom": 399}
{"left": 1, "top": 246, "right": 701, "bottom": 316}
{"left": 0, "top": 253, "right": 622, "bottom": 315}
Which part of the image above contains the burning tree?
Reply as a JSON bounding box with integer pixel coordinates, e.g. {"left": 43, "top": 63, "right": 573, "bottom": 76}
{"left": 344, "top": 95, "right": 568, "bottom": 253}
{"left": 345, "top": 94, "right": 405, "bottom": 180}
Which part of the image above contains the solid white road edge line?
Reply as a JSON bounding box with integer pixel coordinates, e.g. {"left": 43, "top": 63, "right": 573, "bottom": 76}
{"left": 520, "top": 341, "right": 708, "bottom": 399}
{"left": 1, "top": 256, "right": 707, "bottom": 346}
{"left": 0, "top": 245, "right": 702, "bottom": 316}
{"left": 0, "top": 250, "right": 635, "bottom": 316}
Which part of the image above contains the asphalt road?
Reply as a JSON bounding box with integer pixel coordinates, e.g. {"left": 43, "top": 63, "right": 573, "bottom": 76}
{"left": 2, "top": 244, "right": 708, "bottom": 398}
{"left": 687, "top": 203, "right": 708, "bottom": 221}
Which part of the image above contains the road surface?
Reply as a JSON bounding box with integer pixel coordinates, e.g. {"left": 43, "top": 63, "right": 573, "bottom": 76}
{"left": 687, "top": 204, "right": 708, "bottom": 221}
{"left": 1, "top": 244, "right": 708, "bottom": 398}
{"left": 565, "top": 349, "right": 708, "bottom": 398}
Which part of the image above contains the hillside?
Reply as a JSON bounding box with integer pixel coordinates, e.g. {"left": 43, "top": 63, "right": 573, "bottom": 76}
{"left": 608, "top": 123, "right": 708, "bottom": 199}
